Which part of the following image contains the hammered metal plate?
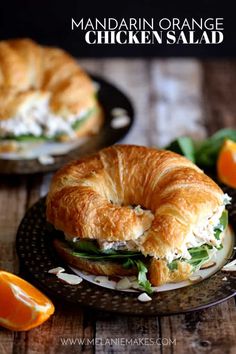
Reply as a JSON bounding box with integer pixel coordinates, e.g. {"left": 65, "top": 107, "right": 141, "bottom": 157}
{"left": 0, "top": 75, "right": 134, "bottom": 175}
{"left": 16, "top": 186, "right": 236, "bottom": 316}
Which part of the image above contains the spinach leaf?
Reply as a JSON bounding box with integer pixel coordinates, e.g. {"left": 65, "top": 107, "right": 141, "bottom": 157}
{"left": 195, "top": 129, "right": 236, "bottom": 166}
{"left": 123, "top": 258, "right": 136, "bottom": 269}
{"left": 167, "top": 260, "right": 178, "bottom": 271}
{"left": 195, "top": 140, "right": 222, "bottom": 167}
{"left": 167, "top": 244, "right": 213, "bottom": 271}
{"left": 70, "top": 239, "right": 101, "bottom": 254}
{"left": 123, "top": 258, "right": 153, "bottom": 294}
{"left": 135, "top": 260, "right": 153, "bottom": 294}
{"left": 70, "top": 238, "right": 141, "bottom": 260}
{"left": 187, "top": 245, "right": 212, "bottom": 269}
{"left": 1, "top": 134, "right": 52, "bottom": 142}
{"left": 214, "top": 210, "right": 228, "bottom": 240}
{"left": 165, "top": 137, "right": 195, "bottom": 163}
{"left": 69, "top": 239, "right": 141, "bottom": 258}
{"left": 165, "top": 128, "right": 236, "bottom": 167}
{"left": 71, "top": 250, "right": 141, "bottom": 260}
{"left": 72, "top": 108, "right": 95, "bottom": 130}
{"left": 210, "top": 128, "right": 236, "bottom": 141}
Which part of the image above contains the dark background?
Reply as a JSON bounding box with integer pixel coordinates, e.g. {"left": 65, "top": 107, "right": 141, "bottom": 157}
{"left": 0, "top": 0, "right": 234, "bottom": 57}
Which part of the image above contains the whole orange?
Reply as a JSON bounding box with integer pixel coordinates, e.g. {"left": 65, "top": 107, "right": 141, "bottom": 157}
{"left": 217, "top": 139, "right": 236, "bottom": 188}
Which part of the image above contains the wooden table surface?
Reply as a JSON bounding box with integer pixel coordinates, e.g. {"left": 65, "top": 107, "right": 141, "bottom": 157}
{"left": 1, "top": 59, "right": 236, "bottom": 354}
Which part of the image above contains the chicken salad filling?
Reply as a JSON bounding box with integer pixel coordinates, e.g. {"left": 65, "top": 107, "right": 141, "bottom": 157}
{"left": 0, "top": 95, "right": 95, "bottom": 141}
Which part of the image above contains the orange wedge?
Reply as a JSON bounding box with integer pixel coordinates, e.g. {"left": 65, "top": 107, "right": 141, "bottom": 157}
{"left": 217, "top": 139, "right": 236, "bottom": 188}
{"left": 0, "top": 270, "right": 55, "bottom": 331}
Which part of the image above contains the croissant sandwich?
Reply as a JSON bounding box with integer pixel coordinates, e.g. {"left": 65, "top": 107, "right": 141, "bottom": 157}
{"left": 0, "top": 38, "right": 102, "bottom": 152}
{"left": 46, "top": 145, "right": 230, "bottom": 292}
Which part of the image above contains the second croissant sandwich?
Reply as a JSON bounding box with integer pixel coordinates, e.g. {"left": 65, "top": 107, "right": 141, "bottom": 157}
{"left": 46, "top": 145, "right": 230, "bottom": 292}
{"left": 0, "top": 38, "right": 102, "bottom": 151}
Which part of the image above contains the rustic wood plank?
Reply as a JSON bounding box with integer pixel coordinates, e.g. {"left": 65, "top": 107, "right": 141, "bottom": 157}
{"left": 101, "top": 59, "right": 151, "bottom": 145}
{"left": 202, "top": 60, "right": 236, "bottom": 134}
{"left": 94, "top": 314, "right": 161, "bottom": 353}
{"left": 0, "top": 174, "right": 45, "bottom": 354}
{"left": 149, "top": 58, "right": 206, "bottom": 147}
{"left": 161, "top": 298, "right": 236, "bottom": 354}
{"left": 0, "top": 331, "right": 14, "bottom": 354}
{"left": 12, "top": 304, "right": 94, "bottom": 354}
{"left": 0, "top": 176, "right": 27, "bottom": 271}
{"left": 0, "top": 176, "right": 28, "bottom": 353}
{"left": 25, "top": 173, "right": 52, "bottom": 208}
{"left": 81, "top": 58, "right": 151, "bottom": 146}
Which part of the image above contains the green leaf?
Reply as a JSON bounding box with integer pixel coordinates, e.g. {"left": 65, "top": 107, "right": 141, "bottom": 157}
{"left": 70, "top": 239, "right": 101, "bottom": 254}
{"left": 68, "top": 238, "right": 142, "bottom": 260}
{"left": 135, "top": 260, "right": 153, "bottom": 294}
{"left": 123, "top": 258, "right": 136, "bottom": 269}
{"left": 165, "top": 137, "right": 195, "bottom": 163}
{"left": 187, "top": 244, "right": 213, "bottom": 269}
{"left": 71, "top": 250, "right": 141, "bottom": 260}
{"left": 2, "top": 134, "right": 52, "bottom": 142}
{"left": 211, "top": 128, "right": 236, "bottom": 141}
{"left": 195, "top": 140, "right": 222, "bottom": 166}
{"left": 167, "top": 260, "right": 178, "bottom": 271}
{"left": 168, "top": 244, "right": 214, "bottom": 272}
{"left": 195, "top": 129, "right": 236, "bottom": 167}
{"left": 69, "top": 238, "right": 142, "bottom": 258}
{"left": 214, "top": 230, "right": 221, "bottom": 240}
{"left": 219, "top": 210, "right": 228, "bottom": 230}
{"left": 122, "top": 258, "right": 153, "bottom": 294}
{"left": 164, "top": 128, "right": 236, "bottom": 168}
{"left": 214, "top": 210, "right": 228, "bottom": 240}
{"left": 72, "top": 108, "right": 95, "bottom": 130}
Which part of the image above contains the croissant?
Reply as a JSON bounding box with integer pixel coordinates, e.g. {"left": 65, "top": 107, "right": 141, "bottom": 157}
{"left": 46, "top": 145, "right": 228, "bottom": 286}
{"left": 0, "top": 38, "right": 102, "bottom": 149}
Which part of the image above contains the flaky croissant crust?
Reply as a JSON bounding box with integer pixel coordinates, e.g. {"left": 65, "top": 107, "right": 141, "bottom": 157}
{"left": 0, "top": 38, "right": 95, "bottom": 119}
{"left": 46, "top": 145, "right": 224, "bottom": 258}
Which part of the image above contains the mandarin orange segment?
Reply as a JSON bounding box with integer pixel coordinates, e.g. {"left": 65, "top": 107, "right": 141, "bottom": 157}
{"left": 0, "top": 270, "right": 55, "bottom": 331}
{"left": 217, "top": 139, "right": 236, "bottom": 188}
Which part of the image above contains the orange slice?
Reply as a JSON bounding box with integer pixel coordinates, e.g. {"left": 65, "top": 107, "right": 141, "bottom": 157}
{"left": 217, "top": 139, "right": 236, "bottom": 188}
{"left": 0, "top": 270, "right": 55, "bottom": 331}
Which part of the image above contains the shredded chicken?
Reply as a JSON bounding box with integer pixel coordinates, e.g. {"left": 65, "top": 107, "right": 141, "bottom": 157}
{"left": 0, "top": 95, "right": 88, "bottom": 138}
{"left": 98, "top": 194, "right": 231, "bottom": 263}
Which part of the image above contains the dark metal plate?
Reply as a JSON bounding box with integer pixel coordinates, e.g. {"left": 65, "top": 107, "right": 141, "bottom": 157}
{"left": 16, "top": 186, "right": 236, "bottom": 316}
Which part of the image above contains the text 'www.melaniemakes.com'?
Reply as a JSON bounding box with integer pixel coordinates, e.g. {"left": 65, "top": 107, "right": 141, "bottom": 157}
{"left": 71, "top": 17, "right": 224, "bottom": 44}
{"left": 60, "top": 337, "right": 176, "bottom": 346}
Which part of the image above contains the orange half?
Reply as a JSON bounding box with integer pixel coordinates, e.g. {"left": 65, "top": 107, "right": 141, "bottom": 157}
{"left": 0, "top": 270, "right": 55, "bottom": 331}
{"left": 217, "top": 139, "right": 236, "bottom": 188}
